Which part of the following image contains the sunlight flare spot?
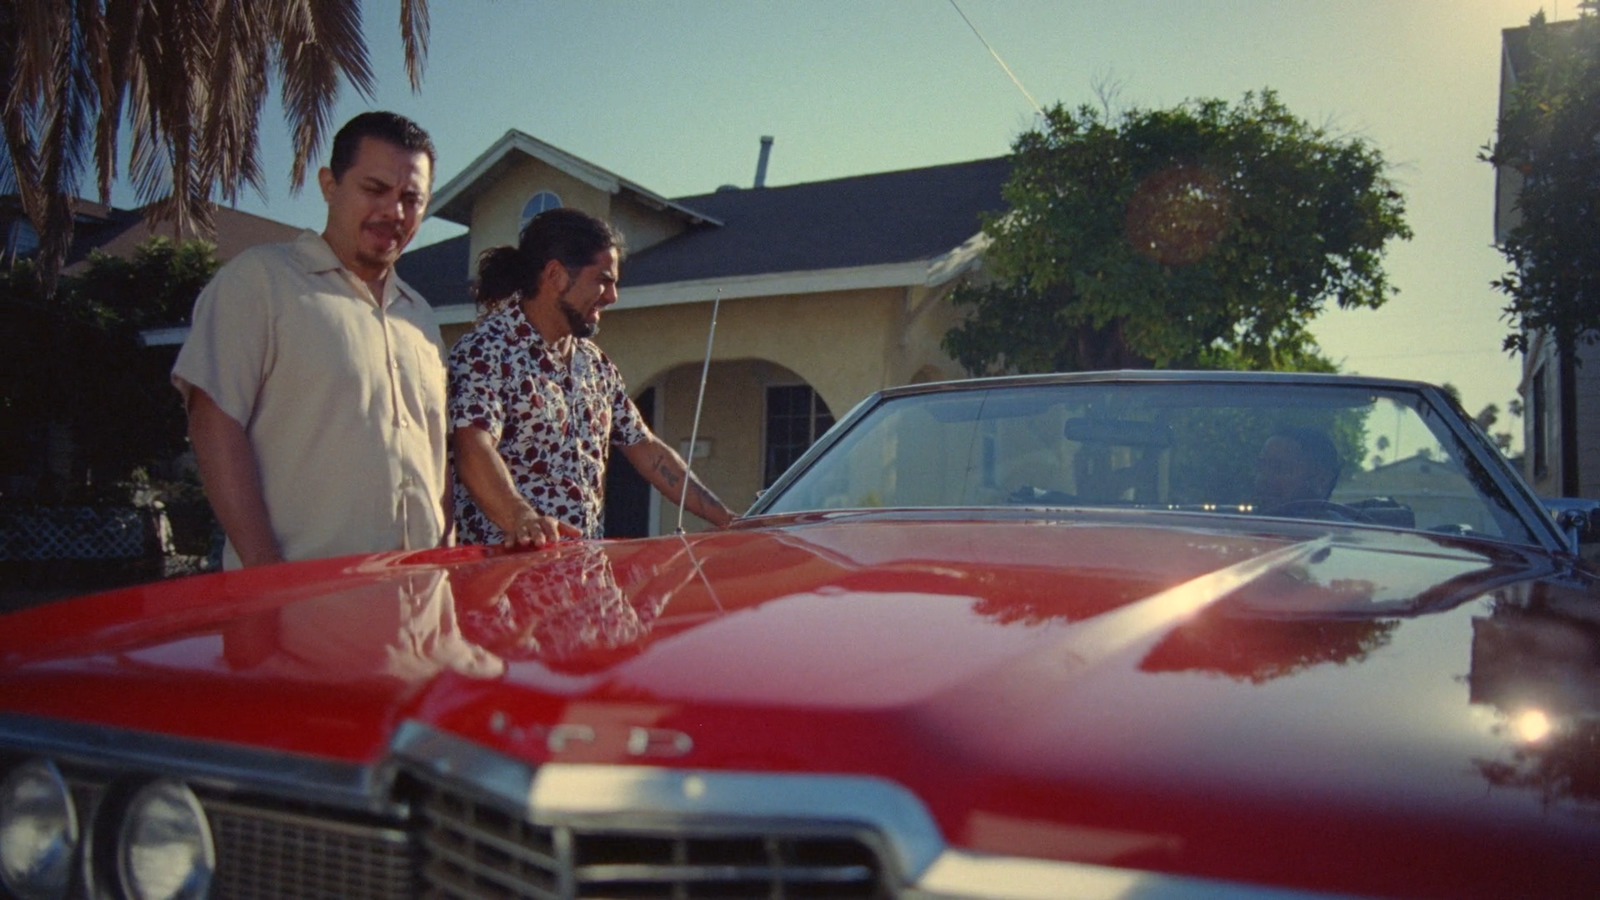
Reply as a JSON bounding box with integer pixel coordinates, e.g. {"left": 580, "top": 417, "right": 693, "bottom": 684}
{"left": 1512, "top": 708, "right": 1551, "bottom": 743}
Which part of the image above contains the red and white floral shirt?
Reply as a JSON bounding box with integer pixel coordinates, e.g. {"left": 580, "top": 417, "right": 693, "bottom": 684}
{"left": 448, "top": 304, "right": 649, "bottom": 543}
{"left": 457, "top": 543, "right": 665, "bottom": 663}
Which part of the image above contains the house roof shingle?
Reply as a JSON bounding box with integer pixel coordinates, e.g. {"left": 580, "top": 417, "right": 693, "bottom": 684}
{"left": 621, "top": 157, "right": 1010, "bottom": 287}
{"left": 395, "top": 155, "right": 1013, "bottom": 311}
{"left": 61, "top": 205, "right": 303, "bottom": 276}
{"left": 430, "top": 130, "right": 719, "bottom": 229}
{"left": 396, "top": 234, "right": 472, "bottom": 309}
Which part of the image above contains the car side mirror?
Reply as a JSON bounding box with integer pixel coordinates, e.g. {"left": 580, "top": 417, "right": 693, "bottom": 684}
{"left": 1545, "top": 497, "right": 1600, "bottom": 553}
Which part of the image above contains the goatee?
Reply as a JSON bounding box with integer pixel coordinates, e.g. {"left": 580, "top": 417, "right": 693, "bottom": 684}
{"left": 553, "top": 280, "right": 598, "bottom": 336}
{"left": 558, "top": 293, "right": 596, "bottom": 339}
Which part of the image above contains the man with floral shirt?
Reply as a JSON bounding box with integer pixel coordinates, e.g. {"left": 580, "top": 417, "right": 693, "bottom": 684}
{"left": 450, "top": 208, "right": 735, "bottom": 547}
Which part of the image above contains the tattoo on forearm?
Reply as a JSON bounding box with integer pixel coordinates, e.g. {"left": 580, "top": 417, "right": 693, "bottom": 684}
{"left": 642, "top": 444, "right": 727, "bottom": 521}
{"left": 652, "top": 452, "right": 682, "bottom": 489}
{"left": 687, "top": 480, "right": 725, "bottom": 517}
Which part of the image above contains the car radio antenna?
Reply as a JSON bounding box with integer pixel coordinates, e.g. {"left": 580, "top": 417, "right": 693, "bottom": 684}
{"left": 949, "top": 0, "right": 1044, "bottom": 117}
{"left": 677, "top": 289, "right": 722, "bottom": 534}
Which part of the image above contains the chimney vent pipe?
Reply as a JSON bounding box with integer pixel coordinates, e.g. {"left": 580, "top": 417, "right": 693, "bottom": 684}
{"left": 754, "top": 136, "right": 774, "bottom": 188}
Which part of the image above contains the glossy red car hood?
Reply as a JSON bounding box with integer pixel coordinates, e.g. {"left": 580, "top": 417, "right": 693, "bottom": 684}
{"left": 3, "top": 512, "right": 1598, "bottom": 897}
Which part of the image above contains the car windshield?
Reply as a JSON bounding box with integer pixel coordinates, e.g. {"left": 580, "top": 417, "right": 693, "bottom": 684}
{"left": 759, "top": 380, "right": 1543, "bottom": 546}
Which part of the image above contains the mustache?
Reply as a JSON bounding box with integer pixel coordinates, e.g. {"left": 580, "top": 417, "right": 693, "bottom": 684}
{"left": 363, "top": 220, "right": 407, "bottom": 238}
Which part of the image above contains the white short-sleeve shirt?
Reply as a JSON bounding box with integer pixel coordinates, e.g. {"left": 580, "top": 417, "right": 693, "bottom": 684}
{"left": 173, "top": 230, "right": 449, "bottom": 568}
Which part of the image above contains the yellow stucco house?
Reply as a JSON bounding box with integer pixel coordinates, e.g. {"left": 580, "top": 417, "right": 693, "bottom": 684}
{"left": 399, "top": 131, "right": 1009, "bottom": 536}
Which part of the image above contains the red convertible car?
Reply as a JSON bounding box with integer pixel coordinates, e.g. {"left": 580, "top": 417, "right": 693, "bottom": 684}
{"left": 2, "top": 371, "right": 1598, "bottom": 899}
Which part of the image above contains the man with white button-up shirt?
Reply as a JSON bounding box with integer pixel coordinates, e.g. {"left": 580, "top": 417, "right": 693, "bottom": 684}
{"left": 173, "top": 112, "right": 448, "bottom": 568}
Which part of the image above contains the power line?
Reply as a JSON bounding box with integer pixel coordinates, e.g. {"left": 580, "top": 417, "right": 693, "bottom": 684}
{"left": 948, "top": 0, "right": 1044, "bottom": 117}
{"left": 1341, "top": 348, "right": 1518, "bottom": 361}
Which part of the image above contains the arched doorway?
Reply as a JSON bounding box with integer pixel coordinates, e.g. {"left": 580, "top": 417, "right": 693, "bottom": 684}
{"left": 601, "top": 360, "right": 841, "bottom": 534}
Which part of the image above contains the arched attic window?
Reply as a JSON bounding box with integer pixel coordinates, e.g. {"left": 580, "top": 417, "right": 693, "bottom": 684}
{"left": 519, "top": 191, "right": 562, "bottom": 231}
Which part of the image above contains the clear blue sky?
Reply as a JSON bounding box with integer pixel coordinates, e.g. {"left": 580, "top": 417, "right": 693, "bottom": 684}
{"left": 123, "top": 0, "right": 1559, "bottom": 439}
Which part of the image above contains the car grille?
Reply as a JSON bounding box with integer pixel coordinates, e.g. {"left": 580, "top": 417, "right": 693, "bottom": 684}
{"left": 59, "top": 772, "right": 419, "bottom": 900}
{"left": 205, "top": 798, "right": 416, "bottom": 899}
{"left": 410, "top": 773, "right": 889, "bottom": 899}
{"left": 48, "top": 768, "right": 891, "bottom": 900}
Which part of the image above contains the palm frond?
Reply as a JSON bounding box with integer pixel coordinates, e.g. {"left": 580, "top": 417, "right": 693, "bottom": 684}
{"left": 199, "top": 0, "right": 271, "bottom": 206}
{"left": 1, "top": 0, "right": 431, "bottom": 298}
{"left": 275, "top": 0, "right": 375, "bottom": 189}
{"left": 399, "top": 0, "right": 429, "bottom": 91}
{"left": 2, "top": 0, "right": 101, "bottom": 293}
{"left": 91, "top": 0, "right": 144, "bottom": 203}
{"left": 34, "top": 1, "right": 98, "bottom": 269}
{"left": 0, "top": 5, "right": 31, "bottom": 198}
{"left": 125, "top": 0, "right": 206, "bottom": 236}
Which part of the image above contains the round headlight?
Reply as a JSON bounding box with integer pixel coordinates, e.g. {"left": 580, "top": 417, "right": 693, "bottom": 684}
{"left": 0, "top": 759, "right": 79, "bottom": 900}
{"left": 116, "top": 780, "right": 214, "bottom": 900}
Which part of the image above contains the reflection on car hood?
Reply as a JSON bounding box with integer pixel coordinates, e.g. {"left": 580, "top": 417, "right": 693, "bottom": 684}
{"left": 3, "top": 511, "right": 1598, "bottom": 897}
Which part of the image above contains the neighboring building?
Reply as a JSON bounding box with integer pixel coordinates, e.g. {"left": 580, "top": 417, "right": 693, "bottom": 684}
{"left": 1, "top": 196, "right": 301, "bottom": 275}
{"left": 64, "top": 206, "right": 303, "bottom": 275}
{"left": 1495, "top": 22, "right": 1600, "bottom": 499}
{"left": 1, "top": 197, "right": 302, "bottom": 499}
{"left": 2, "top": 196, "right": 125, "bottom": 267}
{"left": 108, "top": 206, "right": 304, "bottom": 347}
{"left": 400, "top": 131, "right": 1009, "bottom": 535}
{"left": 1342, "top": 451, "right": 1497, "bottom": 535}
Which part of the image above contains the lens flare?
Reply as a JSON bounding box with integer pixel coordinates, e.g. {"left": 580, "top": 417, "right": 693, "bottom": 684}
{"left": 1511, "top": 708, "right": 1552, "bottom": 743}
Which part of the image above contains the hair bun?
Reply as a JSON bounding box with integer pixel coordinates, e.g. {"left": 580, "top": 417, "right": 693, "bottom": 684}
{"left": 474, "top": 245, "right": 529, "bottom": 309}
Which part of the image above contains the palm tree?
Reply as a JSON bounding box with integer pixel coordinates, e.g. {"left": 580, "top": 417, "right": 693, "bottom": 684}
{"left": 0, "top": 0, "right": 429, "bottom": 296}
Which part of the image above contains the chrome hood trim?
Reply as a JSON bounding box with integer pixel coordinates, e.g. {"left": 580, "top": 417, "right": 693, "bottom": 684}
{"left": 0, "top": 712, "right": 387, "bottom": 814}
{"left": 914, "top": 849, "right": 1366, "bottom": 899}
{"left": 390, "top": 721, "right": 1357, "bottom": 899}
{"left": 390, "top": 719, "right": 945, "bottom": 879}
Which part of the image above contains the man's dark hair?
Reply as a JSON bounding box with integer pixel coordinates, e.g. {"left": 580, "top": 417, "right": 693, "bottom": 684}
{"left": 475, "top": 208, "right": 625, "bottom": 312}
{"left": 1275, "top": 425, "right": 1341, "bottom": 498}
{"left": 328, "top": 111, "right": 436, "bottom": 180}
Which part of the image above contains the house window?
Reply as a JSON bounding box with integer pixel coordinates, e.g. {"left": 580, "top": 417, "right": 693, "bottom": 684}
{"left": 519, "top": 191, "right": 562, "bottom": 231}
{"left": 4, "top": 219, "right": 39, "bottom": 262}
{"left": 764, "top": 385, "right": 835, "bottom": 487}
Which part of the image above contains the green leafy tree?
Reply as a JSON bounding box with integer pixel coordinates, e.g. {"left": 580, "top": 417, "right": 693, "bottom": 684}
{"left": 944, "top": 90, "right": 1411, "bottom": 375}
{"left": 0, "top": 237, "right": 218, "bottom": 501}
{"left": 0, "top": 0, "right": 429, "bottom": 296}
{"left": 0, "top": 259, "right": 49, "bottom": 486}
{"left": 63, "top": 239, "right": 220, "bottom": 491}
{"left": 1484, "top": 6, "right": 1600, "bottom": 357}
{"left": 70, "top": 238, "right": 220, "bottom": 329}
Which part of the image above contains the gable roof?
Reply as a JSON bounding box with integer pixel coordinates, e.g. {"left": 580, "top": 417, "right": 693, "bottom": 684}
{"left": 3, "top": 196, "right": 301, "bottom": 275}
{"left": 90, "top": 204, "right": 308, "bottom": 345}
{"left": 404, "top": 154, "right": 1012, "bottom": 316}
{"left": 616, "top": 156, "right": 1009, "bottom": 309}
{"left": 62, "top": 205, "right": 303, "bottom": 276}
{"left": 429, "top": 130, "right": 719, "bottom": 228}
{"left": 623, "top": 157, "right": 1009, "bottom": 287}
